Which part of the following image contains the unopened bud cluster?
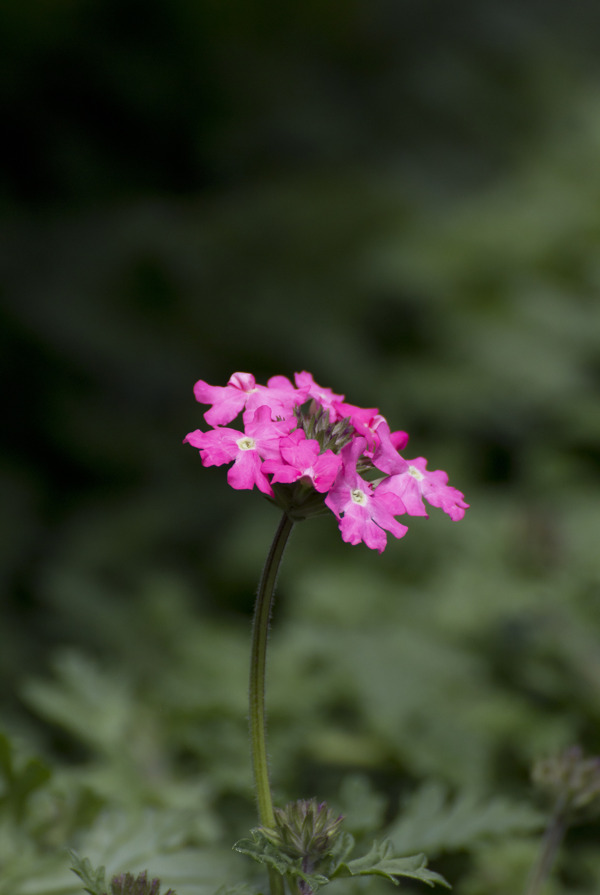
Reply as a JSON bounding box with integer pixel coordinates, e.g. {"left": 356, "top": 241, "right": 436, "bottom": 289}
{"left": 259, "top": 798, "right": 344, "bottom": 869}
{"left": 109, "top": 871, "right": 175, "bottom": 895}
{"left": 532, "top": 745, "right": 600, "bottom": 820}
{"left": 294, "top": 401, "right": 356, "bottom": 455}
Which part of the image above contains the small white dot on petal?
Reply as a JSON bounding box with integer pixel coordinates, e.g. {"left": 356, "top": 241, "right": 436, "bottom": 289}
{"left": 237, "top": 437, "right": 256, "bottom": 451}
{"left": 351, "top": 488, "right": 367, "bottom": 505}
{"left": 408, "top": 465, "right": 423, "bottom": 480}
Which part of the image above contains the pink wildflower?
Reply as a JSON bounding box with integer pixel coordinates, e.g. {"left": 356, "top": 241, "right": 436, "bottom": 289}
{"left": 331, "top": 404, "right": 409, "bottom": 471}
{"left": 242, "top": 375, "right": 310, "bottom": 424}
{"left": 184, "top": 405, "right": 294, "bottom": 496}
{"left": 294, "top": 371, "right": 345, "bottom": 421}
{"left": 331, "top": 402, "right": 380, "bottom": 448}
{"left": 325, "top": 438, "right": 408, "bottom": 553}
{"left": 370, "top": 418, "right": 410, "bottom": 475}
{"left": 185, "top": 370, "right": 468, "bottom": 550}
{"left": 384, "top": 457, "right": 469, "bottom": 521}
{"left": 194, "top": 372, "right": 308, "bottom": 427}
{"left": 262, "top": 429, "right": 342, "bottom": 493}
{"left": 193, "top": 372, "right": 258, "bottom": 426}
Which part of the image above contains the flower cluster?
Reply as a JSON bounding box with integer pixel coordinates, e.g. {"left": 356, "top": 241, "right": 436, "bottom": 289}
{"left": 184, "top": 371, "right": 468, "bottom": 552}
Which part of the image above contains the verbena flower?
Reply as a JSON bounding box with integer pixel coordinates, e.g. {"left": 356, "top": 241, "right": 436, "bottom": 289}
{"left": 185, "top": 371, "right": 468, "bottom": 549}
{"left": 325, "top": 437, "right": 409, "bottom": 553}
{"left": 383, "top": 456, "right": 470, "bottom": 521}
{"left": 262, "top": 429, "right": 342, "bottom": 493}
{"left": 184, "top": 405, "right": 295, "bottom": 496}
{"left": 194, "top": 372, "right": 309, "bottom": 427}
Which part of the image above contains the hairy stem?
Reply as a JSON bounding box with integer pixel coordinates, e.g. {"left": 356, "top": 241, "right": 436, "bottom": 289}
{"left": 525, "top": 796, "right": 568, "bottom": 895}
{"left": 249, "top": 511, "right": 294, "bottom": 895}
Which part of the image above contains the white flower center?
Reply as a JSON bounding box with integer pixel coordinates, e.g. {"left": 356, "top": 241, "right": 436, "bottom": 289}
{"left": 351, "top": 488, "right": 367, "bottom": 505}
{"left": 408, "top": 465, "right": 423, "bottom": 480}
{"left": 237, "top": 436, "right": 256, "bottom": 451}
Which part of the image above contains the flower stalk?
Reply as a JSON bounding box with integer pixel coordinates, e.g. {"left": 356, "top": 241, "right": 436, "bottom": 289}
{"left": 249, "top": 512, "right": 294, "bottom": 895}
{"left": 526, "top": 746, "right": 600, "bottom": 895}
{"left": 524, "top": 794, "right": 567, "bottom": 895}
{"left": 185, "top": 370, "right": 469, "bottom": 894}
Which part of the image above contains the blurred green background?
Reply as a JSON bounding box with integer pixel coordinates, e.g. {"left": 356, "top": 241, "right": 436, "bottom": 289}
{"left": 2, "top": 1, "right": 600, "bottom": 893}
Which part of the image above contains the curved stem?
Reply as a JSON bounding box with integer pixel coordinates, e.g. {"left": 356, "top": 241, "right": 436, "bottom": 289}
{"left": 249, "top": 512, "right": 294, "bottom": 894}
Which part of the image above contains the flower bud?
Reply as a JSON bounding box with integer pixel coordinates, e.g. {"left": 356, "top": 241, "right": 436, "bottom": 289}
{"left": 294, "top": 403, "right": 355, "bottom": 454}
{"left": 532, "top": 745, "right": 600, "bottom": 821}
{"left": 258, "top": 798, "right": 344, "bottom": 868}
{"left": 110, "top": 871, "right": 176, "bottom": 895}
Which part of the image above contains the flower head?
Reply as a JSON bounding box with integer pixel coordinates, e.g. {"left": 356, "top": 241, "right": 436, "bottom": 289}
{"left": 185, "top": 370, "right": 469, "bottom": 550}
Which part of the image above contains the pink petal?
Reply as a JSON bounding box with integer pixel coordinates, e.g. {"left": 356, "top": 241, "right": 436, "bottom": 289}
{"left": 294, "top": 371, "right": 345, "bottom": 416}
{"left": 184, "top": 427, "right": 240, "bottom": 466}
{"left": 311, "top": 451, "right": 342, "bottom": 492}
{"left": 227, "top": 451, "right": 273, "bottom": 496}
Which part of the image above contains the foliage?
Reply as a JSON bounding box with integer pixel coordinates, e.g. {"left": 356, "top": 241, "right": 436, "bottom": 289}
{"left": 387, "top": 782, "right": 544, "bottom": 856}
{"left": 235, "top": 829, "right": 449, "bottom": 891}
{"left": 70, "top": 853, "right": 109, "bottom": 895}
{"left": 2, "top": 1, "right": 600, "bottom": 893}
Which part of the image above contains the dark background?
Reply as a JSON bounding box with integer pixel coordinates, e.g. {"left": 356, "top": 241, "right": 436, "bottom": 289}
{"left": 2, "top": 2, "right": 600, "bottom": 892}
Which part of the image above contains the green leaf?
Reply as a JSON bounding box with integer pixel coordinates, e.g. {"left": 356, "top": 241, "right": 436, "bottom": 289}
{"left": 212, "top": 886, "right": 258, "bottom": 895}
{"left": 233, "top": 834, "right": 288, "bottom": 874}
{"left": 233, "top": 832, "right": 328, "bottom": 892}
{"left": 336, "top": 776, "right": 387, "bottom": 839}
{"left": 387, "top": 782, "right": 544, "bottom": 856}
{"left": 330, "top": 839, "right": 450, "bottom": 889}
{"left": 22, "top": 653, "right": 135, "bottom": 753}
{"left": 69, "top": 851, "right": 107, "bottom": 895}
{"left": 327, "top": 831, "right": 355, "bottom": 869}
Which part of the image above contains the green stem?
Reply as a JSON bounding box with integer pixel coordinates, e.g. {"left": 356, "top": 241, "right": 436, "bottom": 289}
{"left": 249, "top": 511, "right": 294, "bottom": 895}
{"left": 525, "top": 797, "right": 568, "bottom": 895}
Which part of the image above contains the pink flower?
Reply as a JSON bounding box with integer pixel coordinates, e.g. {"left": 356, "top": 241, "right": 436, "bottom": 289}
{"left": 331, "top": 401, "right": 380, "bottom": 447}
{"left": 193, "top": 372, "right": 258, "bottom": 426}
{"left": 330, "top": 405, "right": 409, "bottom": 472}
{"left": 242, "top": 375, "right": 309, "bottom": 425}
{"left": 185, "top": 370, "right": 469, "bottom": 550}
{"left": 194, "top": 372, "right": 308, "bottom": 427}
{"left": 370, "top": 418, "right": 409, "bottom": 475}
{"left": 294, "top": 372, "right": 345, "bottom": 420}
{"left": 384, "top": 457, "right": 469, "bottom": 521}
{"left": 262, "top": 429, "right": 342, "bottom": 493}
{"left": 184, "top": 405, "right": 294, "bottom": 496}
{"left": 325, "top": 438, "right": 408, "bottom": 552}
